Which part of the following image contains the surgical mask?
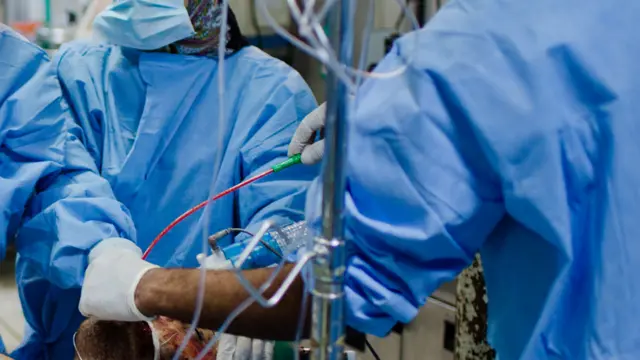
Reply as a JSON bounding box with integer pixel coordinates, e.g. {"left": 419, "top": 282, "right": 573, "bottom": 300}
{"left": 93, "top": 0, "right": 196, "bottom": 50}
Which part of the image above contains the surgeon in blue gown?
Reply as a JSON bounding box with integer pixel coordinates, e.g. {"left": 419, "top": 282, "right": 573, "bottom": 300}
{"left": 12, "top": 0, "right": 319, "bottom": 359}
{"left": 300, "top": 0, "right": 640, "bottom": 358}
{"left": 0, "top": 24, "right": 136, "bottom": 358}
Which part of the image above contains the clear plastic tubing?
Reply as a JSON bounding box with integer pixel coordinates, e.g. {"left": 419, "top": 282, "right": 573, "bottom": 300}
{"left": 221, "top": 221, "right": 308, "bottom": 269}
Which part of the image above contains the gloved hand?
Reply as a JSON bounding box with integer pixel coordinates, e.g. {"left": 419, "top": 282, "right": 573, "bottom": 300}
{"left": 196, "top": 251, "right": 233, "bottom": 270}
{"left": 288, "top": 103, "right": 326, "bottom": 165}
{"left": 197, "top": 252, "right": 274, "bottom": 360}
{"left": 79, "top": 238, "right": 159, "bottom": 322}
{"left": 217, "top": 334, "right": 274, "bottom": 360}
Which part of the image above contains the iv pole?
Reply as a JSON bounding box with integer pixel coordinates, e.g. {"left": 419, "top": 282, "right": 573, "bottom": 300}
{"left": 311, "top": 0, "right": 354, "bottom": 359}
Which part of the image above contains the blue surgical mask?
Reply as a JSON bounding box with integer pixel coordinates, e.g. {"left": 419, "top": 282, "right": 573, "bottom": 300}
{"left": 94, "top": 0, "right": 195, "bottom": 50}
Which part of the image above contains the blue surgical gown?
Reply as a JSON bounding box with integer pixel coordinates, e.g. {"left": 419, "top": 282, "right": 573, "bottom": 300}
{"left": 306, "top": 0, "right": 640, "bottom": 358}
{"left": 0, "top": 26, "right": 136, "bottom": 359}
{"left": 14, "top": 43, "right": 319, "bottom": 359}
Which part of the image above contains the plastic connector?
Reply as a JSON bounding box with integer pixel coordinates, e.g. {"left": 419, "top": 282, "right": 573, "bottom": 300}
{"left": 271, "top": 154, "right": 302, "bottom": 173}
{"left": 207, "top": 229, "right": 232, "bottom": 250}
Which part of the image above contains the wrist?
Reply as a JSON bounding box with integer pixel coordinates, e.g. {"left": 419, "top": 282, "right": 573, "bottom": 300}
{"left": 134, "top": 268, "right": 163, "bottom": 317}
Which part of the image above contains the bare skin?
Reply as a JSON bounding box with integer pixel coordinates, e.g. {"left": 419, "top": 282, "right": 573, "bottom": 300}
{"left": 74, "top": 318, "right": 156, "bottom": 360}
{"left": 134, "top": 264, "right": 309, "bottom": 341}
{"left": 73, "top": 317, "right": 217, "bottom": 360}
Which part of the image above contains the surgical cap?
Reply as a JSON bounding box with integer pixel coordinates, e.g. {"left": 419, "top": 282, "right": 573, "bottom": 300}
{"left": 169, "top": 0, "right": 248, "bottom": 57}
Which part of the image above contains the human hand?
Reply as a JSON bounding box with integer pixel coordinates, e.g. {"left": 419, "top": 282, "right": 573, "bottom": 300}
{"left": 288, "top": 103, "right": 326, "bottom": 165}
{"left": 79, "top": 238, "right": 159, "bottom": 322}
{"left": 217, "top": 334, "right": 274, "bottom": 360}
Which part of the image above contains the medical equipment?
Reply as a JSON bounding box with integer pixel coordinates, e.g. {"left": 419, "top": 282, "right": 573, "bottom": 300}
{"left": 255, "top": 0, "right": 419, "bottom": 90}
{"left": 211, "top": 221, "right": 308, "bottom": 269}
{"left": 303, "top": 1, "right": 354, "bottom": 359}
{"left": 142, "top": 154, "right": 303, "bottom": 260}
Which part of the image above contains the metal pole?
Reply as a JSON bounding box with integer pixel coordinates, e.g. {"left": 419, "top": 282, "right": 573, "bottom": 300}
{"left": 310, "top": 0, "right": 354, "bottom": 359}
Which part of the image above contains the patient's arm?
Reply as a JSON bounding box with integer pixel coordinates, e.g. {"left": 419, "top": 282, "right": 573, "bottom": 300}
{"left": 135, "top": 264, "right": 310, "bottom": 341}
{"left": 73, "top": 317, "right": 217, "bottom": 360}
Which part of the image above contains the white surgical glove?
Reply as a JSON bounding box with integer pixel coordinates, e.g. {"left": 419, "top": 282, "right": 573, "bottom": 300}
{"left": 288, "top": 103, "right": 326, "bottom": 165}
{"left": 218, "top": 334, "right": 274, "bottom": 360}
{"left": 79, "top": 238, "right": 159, "bottom": 322}
{"left": 197, "top": 251, "right": 233, "bottom": 270}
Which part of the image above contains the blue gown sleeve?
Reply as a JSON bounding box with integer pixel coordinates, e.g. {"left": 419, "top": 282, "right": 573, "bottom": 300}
{"left": 235, "top": 60, "right": 320, "bottom": 237}
{"left": 0, "top": 30, "right": 62, "bottom": 261}
{"left": 305, "top": 33, "right": 507, "bottom": 336}
{"left": 14, "top": 61, "right": 137, "bottom": 290}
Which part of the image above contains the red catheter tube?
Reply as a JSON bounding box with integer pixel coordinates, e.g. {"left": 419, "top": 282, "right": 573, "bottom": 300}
{"left": 142, "top": 154, "right": 302, "bottom": 259}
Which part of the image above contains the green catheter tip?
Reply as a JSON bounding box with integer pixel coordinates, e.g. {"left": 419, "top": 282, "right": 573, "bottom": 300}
{"left": 272, "top": 154, "right": 302, "bottom": 172}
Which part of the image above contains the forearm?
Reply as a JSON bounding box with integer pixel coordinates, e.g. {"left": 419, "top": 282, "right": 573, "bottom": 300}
{"left": 135, "top": 264, "right": 308, "bottom": 340}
